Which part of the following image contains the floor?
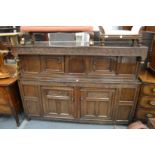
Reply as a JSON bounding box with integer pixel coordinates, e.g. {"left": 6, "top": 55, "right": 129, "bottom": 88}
{"left": 0, "top": 114, "right": 127, "bottom": 129}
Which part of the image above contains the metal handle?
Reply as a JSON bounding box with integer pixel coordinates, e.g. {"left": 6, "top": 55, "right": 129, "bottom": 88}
{"left": 146, "top": 113, "right": 153, "bottom": 118}
{"left": 152, "top": 88, "right": 155, "bottom": 92}
{"left": 149, "top": 101, "right": 155, "bottom": 106}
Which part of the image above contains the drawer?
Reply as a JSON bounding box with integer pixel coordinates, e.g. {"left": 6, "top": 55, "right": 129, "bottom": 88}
{"left": 139, "top": 96, "right": 155, "bottom": 109}
{"left": 0, "top": 104, "right": 12, "bottom": 114}
{"left": 142, "top": 85, "right": 155, "bottom": 96}
{"left": 136, "top": 108, "right": 155, "bottom": 122}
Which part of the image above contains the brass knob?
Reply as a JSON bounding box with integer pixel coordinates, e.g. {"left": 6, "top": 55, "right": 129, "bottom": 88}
{"left": 149, "top": 101, "right": 155, "bottom": 106}
{"left": 146, "top": 113, "right": 153, "bottom": 118}
{"left": 152, "top": 88, "right": 155, "bottom": 92}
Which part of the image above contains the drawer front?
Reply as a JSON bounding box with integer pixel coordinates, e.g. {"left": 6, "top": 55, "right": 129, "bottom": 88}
{"left": 136, "top": 108, "right": 155, "bottom": 121}
{"left": 0, "top": 105, "right": 11, "bottom": 114}
{"left": 142, "top": 85, "right": 155, "bottom": 96}
{"left": 139, "top": 96, "right": 155, "bottom": 108}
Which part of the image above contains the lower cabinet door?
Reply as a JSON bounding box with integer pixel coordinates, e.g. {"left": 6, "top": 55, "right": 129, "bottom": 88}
{"left": 80, "top": 88, "right": 115, "bottom": 122}
{"left": 42, "top": 86, "right": 75, "bottom": 119}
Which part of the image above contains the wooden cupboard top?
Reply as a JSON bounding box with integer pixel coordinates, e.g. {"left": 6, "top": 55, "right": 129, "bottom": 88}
{"left": 0, "top": 77, "right": 17, "bottom": 86}
{"left": 139, "top": 71, "right": 155, "bottom": 83}
{"left": 16, "top": 46, "right": 148, "bottom": 60}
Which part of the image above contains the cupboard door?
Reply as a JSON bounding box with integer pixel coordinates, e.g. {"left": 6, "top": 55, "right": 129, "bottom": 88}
{"left": 41, "top": 56, "right": 64, "bottom": 73}
{"left": 115, "top": 87, "right": 138, "bottom": 123}
{"left": 42, "top": 86, "right": 75, "bottom": 119}
{"left": 80, "top": 88, "right": 115, "bottom": 121}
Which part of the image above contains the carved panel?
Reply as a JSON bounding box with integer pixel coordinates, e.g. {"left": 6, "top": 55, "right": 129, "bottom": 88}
{"left": 115, "top": 105, "right": 133, "bottom": 121}
{"left": 65, "top": 56, "right": 87, "bottom": 74}
{"left": 42, "top": 86, "right": 75, "bottom": 119}
{"left": 120, "top": 88, "right": 136, "bottom": 101}
{"left": 22, "top": 85, "right": 38, "bottom": 98}
{"left": 24, "top": 99, "right": 41, "bottom": 116}
{"left": 90, "top": 56, "right": 116, "bottom": 75}
{"left": 80, "top": 88, "right": 115, "bottom": 120}
{"left": 117, "top": 57, "right": 138, "bottom": 75}
{"left": 19, "top": 55, "right": 41, "bottom": 74}
{"left": 41, "top": 56, "right": 64, "bottom": 73}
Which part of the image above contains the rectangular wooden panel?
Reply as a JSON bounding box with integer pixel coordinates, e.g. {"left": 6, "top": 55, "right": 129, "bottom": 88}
{"left": 19, "top": 55, "right": 40, "bottom": 74}
{"left": 24, "top": 99, "right": 41, "bottom": 116}
{"left": 80, "top": 88, "right": 115, "bottom": 120}
{"left": 41, "top": 56, "right": 64, "bottom": 73}
{"left": 115, "top": 104, "right": 133, "bottom": 122}
{"left": 117, "top": 57, "right": 138, "bottom": 75}
{"left": 42, "top": 86, "right": 75, "bottom": 119}
{"left": 90, "top": 56, "right": 116, "bottom": 75}
{"left": 22, "top": 85, "right": 38, "bottom": 97}
{"left": 120, "top": 88, "right": 136, "bottom": 101}
{"left": 65, "top": 56, "right": 87, "bottom": 74}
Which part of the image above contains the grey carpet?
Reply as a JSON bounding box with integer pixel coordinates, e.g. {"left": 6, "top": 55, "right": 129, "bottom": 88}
{"left": 0, "top": 114, "right": 127, "bottom": 129}
{"left": 0, "top": 115, "right": 17, "bottom": 129}
{"left": 23, "top": 120, "right": 116, "bottom": 129}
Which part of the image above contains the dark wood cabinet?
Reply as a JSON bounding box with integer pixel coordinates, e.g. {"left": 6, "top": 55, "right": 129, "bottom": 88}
{"left": 16, "top": 45, "right": 147, "bottom": 124}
